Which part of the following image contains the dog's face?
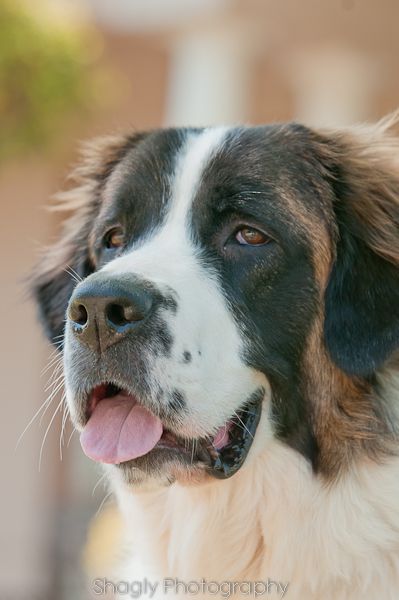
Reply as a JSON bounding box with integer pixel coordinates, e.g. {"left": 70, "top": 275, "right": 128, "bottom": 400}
{"left": 32, "top": 121, "right": 399, "bottom": 487}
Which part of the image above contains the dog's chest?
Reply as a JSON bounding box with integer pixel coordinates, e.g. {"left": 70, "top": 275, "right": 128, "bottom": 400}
{"left": 114, "top": 443, "right": 399, "bottom": 600}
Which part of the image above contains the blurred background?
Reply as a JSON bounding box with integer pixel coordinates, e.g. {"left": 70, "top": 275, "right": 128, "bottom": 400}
{"left": 1, "top": 0, "right": 399, "bottom": 598}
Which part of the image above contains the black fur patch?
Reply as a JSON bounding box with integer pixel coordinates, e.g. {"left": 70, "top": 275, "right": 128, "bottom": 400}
{"left": 182, "top": 351, "right": 192, "bottom": 364}
{"left": 169, "top": 390, "right": 187, "bottom": 413}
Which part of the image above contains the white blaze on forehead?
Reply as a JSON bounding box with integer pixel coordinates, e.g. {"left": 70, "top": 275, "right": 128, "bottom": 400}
{"left": 102, "top": 127, "right": 229, "bottom": 278}
{"left": 168, "top": 126, "right": 229, "bottom": 231}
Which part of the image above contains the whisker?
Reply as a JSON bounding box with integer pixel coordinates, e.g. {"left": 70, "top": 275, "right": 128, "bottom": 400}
{"left": 43, "top": 357, "right": 63, "bottom": 388}
{"left": 63, "top": 266, "right": 80, "bottom": 284}
{"left": 41, "top": 354, "right": 63, "bottom": 378}
{"left": 92, "top": 473, "right": 107, "bottom": 497}
{"left": 41, "top": 342, "right": 63, "bottom": 369}
{"left": 59, "top": 397, "right": 69, "bottom": 460}
{"left": 40, "top": 380, "right": 65, "bottom": 426}
{"left": 67, "top": 428, "right": 76, "bottom": 447}
{"left": 63, "top": 269, "right": 80, "bottom": 285}
{"left": 39, "top": 396, "right": 64, "bottom": 471}
{"left": 15, "top": 396, "right": 56, "bottom": 450}
{"left": 44, "top": 366, "right": 64, "bottom": 392}
{"left": 42, "top": 345, "right": 61, "bottom": 364}
{"left": 50, "top": 338, "right": 65, "bottom": 348}
{"left": 64, "top": 264, "right": 83, "bottom": 284}
{"left": 44, "top": 362, "right": 64, "bottom": 390}
{"left": 95, "top": 491, "right": 113, "bottom": 518}
{"left": 16, "top": 355, "right": 64, "bottom": 449}
{"left": 44, "top": 369, "right": 64, "bottom": 394}
{"left": 233, "top": 410, "right": 254, "bottom": 439}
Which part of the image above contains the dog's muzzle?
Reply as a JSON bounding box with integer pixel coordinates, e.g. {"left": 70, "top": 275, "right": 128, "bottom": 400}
{"left": 65, "top": 272, "right": 263, "bottom": 480}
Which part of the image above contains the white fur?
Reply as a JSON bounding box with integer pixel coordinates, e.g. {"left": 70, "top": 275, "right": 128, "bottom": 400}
{"left": 111, "top": 405, "right": 399, "bottom": 599}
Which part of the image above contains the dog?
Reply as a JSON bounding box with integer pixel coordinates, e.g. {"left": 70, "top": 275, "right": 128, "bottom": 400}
{"left": 31, "top": 116, "right": 399, "bottom": 599}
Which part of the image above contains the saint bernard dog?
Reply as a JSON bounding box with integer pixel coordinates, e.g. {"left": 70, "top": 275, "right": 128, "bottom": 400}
{"left": 32, "top": 115, "right": 399, "bottom": 599}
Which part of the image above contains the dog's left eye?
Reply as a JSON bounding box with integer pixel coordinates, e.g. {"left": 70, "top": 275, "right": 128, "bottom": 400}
{"left": 235, "top": 227, "right": 270, "bottom": 246}
{"left": 103, "top": 227, "right": 125, "bottom": 250}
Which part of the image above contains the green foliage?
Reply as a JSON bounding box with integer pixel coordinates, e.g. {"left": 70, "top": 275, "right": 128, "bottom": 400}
{"left": 0, "top": 0, "right": 95, "bottom": 159}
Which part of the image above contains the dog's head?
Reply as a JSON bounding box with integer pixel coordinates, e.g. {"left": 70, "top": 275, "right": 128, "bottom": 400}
{"left": 31, "top": 119, "right": 399, "bottom": 487}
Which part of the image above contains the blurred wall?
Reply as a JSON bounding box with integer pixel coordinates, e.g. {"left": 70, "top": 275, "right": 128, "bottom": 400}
{"left": 0, "top": 160, "right": 60, "bottom": 597}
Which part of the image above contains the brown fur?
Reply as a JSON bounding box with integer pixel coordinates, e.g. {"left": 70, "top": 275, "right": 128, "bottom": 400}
{"left": 301, "top": 113, "right": 399, "bottom": 476}
{"left": 317, "top": 112, "right": 399, "bottom": 267}
{"left": 302, "top": 317, "right": 394, "bottom": 478}
{"left": 33, "top": 133, "right": 144, "bottom": 285}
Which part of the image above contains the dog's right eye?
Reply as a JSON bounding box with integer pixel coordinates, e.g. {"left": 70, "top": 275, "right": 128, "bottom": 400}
{"left": 103, "top": 227, "right": 125, "bottom": 250}
{"left": 235, "top": 226, "right": 270, "bottom": 246}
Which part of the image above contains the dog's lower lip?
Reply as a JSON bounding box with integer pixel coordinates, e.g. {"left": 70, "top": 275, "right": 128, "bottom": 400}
{"left": 113, "top": 394, "right": 263, "bottom": 478}
{"left": 205, "top": 394, "right": 263, "bottom": 479}
{"left": 82, "top": 383, "right": 263, "bottom": 477}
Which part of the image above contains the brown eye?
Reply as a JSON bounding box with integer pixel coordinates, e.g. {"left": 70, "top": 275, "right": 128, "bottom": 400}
{"left": 235, "top": 227, "right": 269, "bottom": 246}
{"left": 104, "top": 227, "right": 125, "bottom": 249}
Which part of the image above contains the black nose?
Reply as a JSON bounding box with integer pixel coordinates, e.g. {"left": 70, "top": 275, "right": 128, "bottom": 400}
{"left": 67, "top": 273, "right": 154, "bottom": 352}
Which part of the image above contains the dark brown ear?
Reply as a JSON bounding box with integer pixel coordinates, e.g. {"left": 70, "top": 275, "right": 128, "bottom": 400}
{"left": 30, "top": 134, "right": 141, "bottom": 345}
{"left": 318, "top": 114, "right": 399, "bottom": 377}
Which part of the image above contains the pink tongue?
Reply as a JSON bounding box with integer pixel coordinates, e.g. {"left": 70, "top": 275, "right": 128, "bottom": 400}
{"left": 212, "top": 421, "right": 233, "bottom": 450}
{"left": 80, "top": 395, "right": 163, "bottom": 464}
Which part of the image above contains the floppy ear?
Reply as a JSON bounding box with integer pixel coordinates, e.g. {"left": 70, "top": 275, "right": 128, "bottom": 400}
{"left": 319, "top": 114, "right": 399, "bottom": 377}
{"left": 30, "top": 134, "right": 137, "bottom": 345}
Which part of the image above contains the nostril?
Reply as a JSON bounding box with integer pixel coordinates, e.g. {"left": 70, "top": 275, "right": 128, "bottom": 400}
{"left": 106, "top": 302, "right": 143, "bottom": 327}
{"left": 106, "top": 303, "right": 126, "bottom": 327}
{"left": 70, "top": 303, "right": 88, "bottom": 326}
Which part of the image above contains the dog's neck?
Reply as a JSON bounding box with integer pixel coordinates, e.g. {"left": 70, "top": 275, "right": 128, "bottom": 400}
{"left": 113, "top": 436, "right": 399, "bottom": 599}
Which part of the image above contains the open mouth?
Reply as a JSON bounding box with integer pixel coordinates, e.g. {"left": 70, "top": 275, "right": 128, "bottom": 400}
{"left": 79, "top": 383, "right": 263, "bottom": 480}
